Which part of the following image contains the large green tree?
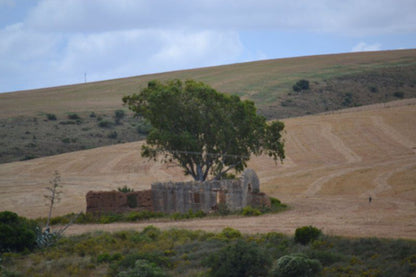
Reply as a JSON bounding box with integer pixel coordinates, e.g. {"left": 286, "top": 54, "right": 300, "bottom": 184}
{"left": 123, "top": 79, "right": 285, "bottom": 181}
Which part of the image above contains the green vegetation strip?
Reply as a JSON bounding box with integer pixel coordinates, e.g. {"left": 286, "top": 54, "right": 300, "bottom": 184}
{"left": 35, "top": 197, "right": 288, "bottom": 225}
{"left": 1, "top": 224, "right": 415, "bottom": 276}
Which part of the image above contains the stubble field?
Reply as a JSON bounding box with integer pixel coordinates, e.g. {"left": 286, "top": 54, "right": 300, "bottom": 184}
{"left": 0, "top": 99, "right": 415, "bottom": 239}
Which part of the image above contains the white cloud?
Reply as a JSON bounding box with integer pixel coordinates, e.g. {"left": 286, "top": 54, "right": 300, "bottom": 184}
{"left": 1, "top": 0, "right": 415, "bottom": 92}
{"left": 351, "top": 42, "right": 382, "bottom": 52}
{"left": 0, "top": 24, "right": 243, "bottom": 91}
{"left": 24, "top": 0, "right": 416, "bottom": 35}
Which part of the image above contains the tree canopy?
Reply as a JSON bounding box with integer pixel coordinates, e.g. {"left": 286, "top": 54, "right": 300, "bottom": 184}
{"left": 123, "top": 79, "right": 285, "bottom": 181}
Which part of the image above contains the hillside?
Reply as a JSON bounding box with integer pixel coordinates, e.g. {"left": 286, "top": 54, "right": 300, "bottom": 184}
{"left": 1, "top": 99, "right": 415, "bottom": 239}
{"left": 0, "top": 49, "right": 415, "bottom": 164}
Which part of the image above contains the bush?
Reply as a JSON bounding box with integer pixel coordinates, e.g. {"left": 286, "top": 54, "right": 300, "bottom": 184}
{"left": 242, "top": 206, "right": 262, "bottom": 216}
{"left": 136, "top": 120, "right": 152, "bottom": 135}
{"left": 218, "top": 227, "right": 242, "bottom": 240}
{"left": 117, "top": 259, "right": 166, "bottom": 277}
{"left": 46, "top": 113, "right": 57, "bottom": 120}
{"left": 294, "top": 226, "right": 322, "bottom": 245}
{"left": 204, "top": 239, "right": 272, "bottom": 277}
{"left": 342, "top": 92, "right": 353, "bottom": 107}
{"left": 0, "top": 211, "right": 39, "bottom": 252}
{"left": 107, "top": 131, "right": 118, "bottom": 139}
{"left": 67, "top": 113, "right": 81, "bottom": 120}
{"left": 368, "top": 86, "right": 378, "bottom": 93}
{"left": 394, "top": 91, "right": 404, "bottom": 98}
{"left": 98, "top": 120, "right": 114, "bottom": 128}
{"left": 270, "top": 253, "right": 322, "bottom": 277}
{"left": 292, "top": 79, "right": 310, "bottom": 92}
{"left": 118, "top": 186, "right": 134, "bottom": 193}
{"left": 114, "top": 110, "right": 125, "bottom": 125}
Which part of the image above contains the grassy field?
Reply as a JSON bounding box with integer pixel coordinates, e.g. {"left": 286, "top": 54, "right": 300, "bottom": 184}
{"left": 0, "top": 49, "right": 415, "bottom": 163}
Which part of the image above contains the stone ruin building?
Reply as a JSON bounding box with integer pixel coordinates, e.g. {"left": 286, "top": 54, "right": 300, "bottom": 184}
{"left": 86, "top": 169, "right": 270, "bottom": 215}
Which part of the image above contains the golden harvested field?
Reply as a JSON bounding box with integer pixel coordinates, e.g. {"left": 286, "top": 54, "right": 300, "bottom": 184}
{"left": 0, "top": 99, "right": 415, "bottom": 239}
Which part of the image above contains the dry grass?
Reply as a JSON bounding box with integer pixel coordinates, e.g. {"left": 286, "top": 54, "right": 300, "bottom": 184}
{"left": 1, "top": 49, "right": 415, "bottom": 119}
{"left": 1, "top": 99, "right": 415, "bottom": 239}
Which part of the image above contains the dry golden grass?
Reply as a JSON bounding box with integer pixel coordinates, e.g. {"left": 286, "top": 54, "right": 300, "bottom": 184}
{"left": 1, "top": 49, "right": 415, "bottom": 118}
{"left": 1, "top": 99, "right": 415, "bottom": 239}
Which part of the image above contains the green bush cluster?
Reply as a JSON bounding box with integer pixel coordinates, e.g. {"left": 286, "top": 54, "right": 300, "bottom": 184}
{"left": 204, "top": 239, "right": 272, "bottom": 277}
{"left": 295, "top": 225, "right": 322, "bottom": 245}
{"left": 292, "top": 79, "right": 310, "bottom": 92}
{"left": 46, "top": 113, "right": 57, "bottom": 121}
{"left": 0, "top": 211, "right": 39, "bottom": 252}
{"left": 242, "top": 206, "right": 262, "bottom": 216}
{"left": 270, "top": 253, "right": 322, "bottom": 277}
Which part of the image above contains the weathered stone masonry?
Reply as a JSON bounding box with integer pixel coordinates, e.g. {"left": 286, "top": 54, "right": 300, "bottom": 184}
{"left": 86, "top": 169, "right": 270, "bottom": 215}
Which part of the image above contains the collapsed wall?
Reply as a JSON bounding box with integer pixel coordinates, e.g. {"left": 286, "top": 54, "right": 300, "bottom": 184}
{"left": 86, "top": 169, "right": 270, "bottom": 215}
{"left": 86, "top": 190, "right": 152, "bottom": 215}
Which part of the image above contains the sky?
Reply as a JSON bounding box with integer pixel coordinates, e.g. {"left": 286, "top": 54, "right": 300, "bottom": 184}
{"left": 0, "top": 0, "right": 415, "bottom": 93}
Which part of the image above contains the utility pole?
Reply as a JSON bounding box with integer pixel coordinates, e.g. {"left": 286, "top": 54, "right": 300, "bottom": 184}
{"left": 84, "top": 72, "right": 87, "bottom": 83}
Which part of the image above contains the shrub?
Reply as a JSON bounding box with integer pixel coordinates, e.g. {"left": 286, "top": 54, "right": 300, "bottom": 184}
{"left": 117, "top": 259, "right": 166, "bottom": 277}
{"left": 268, "top": 197, "right": 288, "bottom": 212}
{"left": 136, "top": 121, "right": 152, "bottom": 135}
{"left": 89, "top": 112, "right": 96, "bottom": 118}
{"left": 0, "top": 211, "right": 39, "bottom": 252}
{"left": 218, "top": 227, "right": 242, "bottom": 240}
{"left": 368, "top": 86, "right": 378, "bottom": 93}
{"left": 394, "top": 91, "right": 404, "bottom": 98}
{"left": 98, "top": 120, "right": 114, "bottom": 128}
{"left": 215, "top": 203, "right": 230, "bottom": 216}
{"left": 114, "top": 110, "right": 125, "bottom": 125}
{"left": 67, "top": 113, "right": 81, "bottom": 120}
{"left": 292, "top": 79, "right": 310, "bottom": 92}
{"left": 342, "top": 92, "right": 353, "bottom": 106}
{"left": 46, "top": 113, "right": 57, "bottom": 120}
{"left": 118, "top": 186, "right": 134, "bottom": 193}
{"left": 204, "top": 239, "right": 272, "bottom": 277}
{"left": 270, "top": 253, "right": 322, "bottom": 277}
{"left": 126, "top": 211, "right": 161, "bottom": 222}
{"left": 107, "top": 131, "right": 118, "bottom": 139}
{"left": 295, "top": 226, "right": 322, "bottom": 245}
{"left": 141, "top": 226, "right": 161, "bottom": 241}
{"left": 242, "top": 206, "right": 262, "bottom": 216}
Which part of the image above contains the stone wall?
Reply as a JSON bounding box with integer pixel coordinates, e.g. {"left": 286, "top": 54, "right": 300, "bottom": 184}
{"left": 151, "top": 169, "right": 268, "bottom": 214}
{"left": 86, "top": 169, "right": 270, "bottom": 215}
{"left": 151, "top": 179, "right": 244, "bottom": 214}
{"left": 86, "top": 190, "right": 152, "bottom": 215}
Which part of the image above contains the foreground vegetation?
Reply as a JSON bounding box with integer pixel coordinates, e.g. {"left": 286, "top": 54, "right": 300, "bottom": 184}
{"left": 1, "top": 224, "right": 415, "bottom": 276}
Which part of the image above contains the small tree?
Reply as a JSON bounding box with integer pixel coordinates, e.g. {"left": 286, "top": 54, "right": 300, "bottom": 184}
{"left": 123, "top": 79, "right": 285, "bottom": 181}
{"left": 44, "top": 171, "right": 62, "bottom": 229}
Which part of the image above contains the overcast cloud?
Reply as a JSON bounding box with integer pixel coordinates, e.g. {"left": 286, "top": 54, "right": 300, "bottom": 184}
{"left": 0, "top": 0, "right": 415, "bottom": 93}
